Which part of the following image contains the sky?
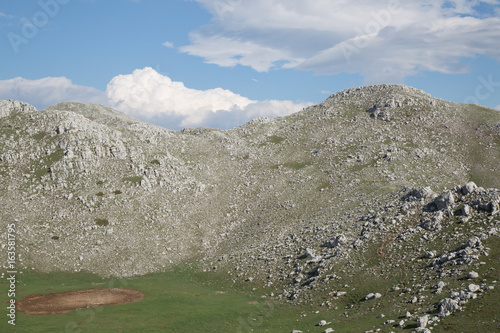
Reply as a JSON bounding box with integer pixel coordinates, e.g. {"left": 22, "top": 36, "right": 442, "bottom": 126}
{"left": 1, "top": 0, "right": 499, "bottom": 130}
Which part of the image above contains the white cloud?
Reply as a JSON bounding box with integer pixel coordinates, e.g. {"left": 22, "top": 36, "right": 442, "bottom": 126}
{"left": 184, "top": 0, "right": 500, "bottom": 82}
{"left": 0, "top": 69, "right": 311, "bottom": 129}
{"left": 162, "top": 41, "right": 174, "bottom": 48}
{"left": 181, "top": 33, "right": 305, "bottom": 72}
{"left": 0, "top": 76, "right": 108, "bottom": 109}
{"left": 106, "top": 67, "right": 310, "bottom": 128}
{"left": 495, "top": 105, "right": 500, "bottom": 111}
{"left": 106, "top": 67, "right": 253, "bottom": 125}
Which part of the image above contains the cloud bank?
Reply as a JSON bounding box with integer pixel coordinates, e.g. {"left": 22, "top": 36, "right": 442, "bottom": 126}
{"left": 0, "top": 76, "right": 108, "bottom": 107}
{"left": 182, "top": 0, "right": 500, "bottom": 82}
{"left": 0, "top": 68, "right": 311, "bottom": 129}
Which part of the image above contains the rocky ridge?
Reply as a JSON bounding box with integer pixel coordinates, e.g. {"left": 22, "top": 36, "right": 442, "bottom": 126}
{"left": 1, "top": 84, "right": 499, "bottom": 331}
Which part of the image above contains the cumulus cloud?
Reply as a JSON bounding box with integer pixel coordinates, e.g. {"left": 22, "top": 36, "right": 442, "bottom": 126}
{"left": 0, "top": 76, "right": 108, "bottom": 109}
{"left": 0, "top": 69, "right": 311, "bottom": 129}
{"left": 106, "top": 67, "right": 253, "bottom": 125}
{"left": 183, "top": 0, "right": 500, "bottom": 82}
{"left": 106, "top": 67, "right": 310, "bottom": 128}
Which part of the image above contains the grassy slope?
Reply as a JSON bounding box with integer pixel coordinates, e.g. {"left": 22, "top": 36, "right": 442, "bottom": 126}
{"left": 1, "top": 267, "right": 300, "bottom": 333}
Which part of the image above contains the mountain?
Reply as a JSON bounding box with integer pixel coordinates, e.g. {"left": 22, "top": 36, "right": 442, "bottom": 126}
{"left": 1, "top": 84, "right": 499, "bottom": 332}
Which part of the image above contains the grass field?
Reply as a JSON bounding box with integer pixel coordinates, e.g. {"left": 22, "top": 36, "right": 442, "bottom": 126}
{"left": 0, "top": 266, "right": 312, "bottom": 333}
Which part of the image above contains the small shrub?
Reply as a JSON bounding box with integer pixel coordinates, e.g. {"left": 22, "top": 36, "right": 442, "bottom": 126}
{"left": 96, "top": 192, "right": 104, "bottom": 197}
{"left": 51, "top": 236, "right": 59, "bottom": 240}
{"left": 151, "top": 159, "right": 161, "bottom": 166}
{"left": 114, "top": 190, "right": 122, "bottom": 195}
{"left": 96, "top": 180, "right": 105, "bottom": 185}
{"left": 95, "top": 219, "right": 109, "bottom": 226}
{"left": 267, "top": 135, "right": 285, "bottom": 144}
{"left": 123, "top": 176, "right": 143, "bottom": 184}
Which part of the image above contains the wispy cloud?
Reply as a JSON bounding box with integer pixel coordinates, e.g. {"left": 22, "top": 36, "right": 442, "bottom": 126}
{"left": 183, "top": 0, "right": 500, "bottom": 82}
{"left": 0, "top": 11, "right": 13, "bottom": 19}
{"left": 162, "top": 41, "right": 174, "bottom": 48}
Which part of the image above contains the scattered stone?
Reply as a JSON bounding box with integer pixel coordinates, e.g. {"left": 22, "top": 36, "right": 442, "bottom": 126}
{"left": 468, "top": 284, "right": 480, "bottom": 292}
{"left": 438, "top": 298, "right": 460, "bottom": 317}
{"left": 365, "top": 293, "right": 381, "bottom": 301}
{"left": 317, "top": 320, "right": 329, "bottom": 326}
{"left": 417, "top": 315, "right": 429, "bottom": 329}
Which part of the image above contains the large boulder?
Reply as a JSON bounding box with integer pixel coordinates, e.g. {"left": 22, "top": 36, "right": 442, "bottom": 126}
{"left": 461, "top": 182, "right": 477, "bottom": 195}
{"left": 430, "top": 190, "right": 455, "bottom": 211}
{"left": 438, "top": 298, "right": 460, "bottom": 317}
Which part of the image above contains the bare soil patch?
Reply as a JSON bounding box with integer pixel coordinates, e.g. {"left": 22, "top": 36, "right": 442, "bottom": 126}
{"left": 17, "top": 288, "right": 144, "bottom": 315}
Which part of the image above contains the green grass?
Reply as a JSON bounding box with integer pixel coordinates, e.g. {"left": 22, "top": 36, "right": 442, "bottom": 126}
{"left": 34, "top": 167, "right": 50, "bottom": 178}
{"left": 432, "top": 236, "right": 500, "bottom": 332}
{"left": 0, "top": 267, "right": 308, "bottom": 333}
{"left": 0, "top": 127, "right": 16, "bottom": 137}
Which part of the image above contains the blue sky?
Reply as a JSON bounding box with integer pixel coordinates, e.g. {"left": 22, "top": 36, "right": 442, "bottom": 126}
{"left": 1, "top": 0, "right": 499, "bottom": 129}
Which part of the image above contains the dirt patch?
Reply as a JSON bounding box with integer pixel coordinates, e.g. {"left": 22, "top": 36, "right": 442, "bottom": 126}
{"left": 17, "top": 288, "right": 144, "bottom": 315}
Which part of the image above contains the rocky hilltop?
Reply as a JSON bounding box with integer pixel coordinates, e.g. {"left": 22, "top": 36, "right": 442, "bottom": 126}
{"left": 1, "top": 84, "right": 499, "bottom": 331}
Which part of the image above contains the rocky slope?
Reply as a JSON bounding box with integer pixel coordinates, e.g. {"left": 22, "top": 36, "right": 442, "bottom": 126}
{"left": 1, "top": 84, "right": 499, "bottom": 331}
